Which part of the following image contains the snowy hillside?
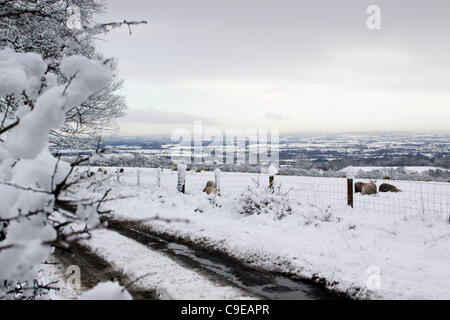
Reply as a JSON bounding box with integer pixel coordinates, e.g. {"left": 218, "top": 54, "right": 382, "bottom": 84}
{"left": 68, "top": 167, "right": 450, "bottom": 299}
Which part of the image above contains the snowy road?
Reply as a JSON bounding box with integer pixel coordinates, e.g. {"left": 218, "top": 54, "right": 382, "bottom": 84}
{"left": 104, "top": 218, "right": 343, "bottom": 300}
{"left": 78, "top": 228, "right": 257, "bottom": 300}
{"left": 53, "top": 242, "right": 157, "bottom": 300}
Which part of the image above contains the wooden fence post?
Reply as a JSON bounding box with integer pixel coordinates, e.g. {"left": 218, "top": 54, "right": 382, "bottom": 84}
{"left": 177, "top": 164, "right": 186, "bottom": 193}
{"left": 347, "top": 178, "right": 354, "bottom": 208}
{"left": 269, "top": 175, "right": 274, "bottom": 190}
{"left": 215, "top": 168, "right": 221, "bottom": 195}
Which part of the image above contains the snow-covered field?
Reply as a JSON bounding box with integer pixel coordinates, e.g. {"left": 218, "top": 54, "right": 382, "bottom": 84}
{"left": 76, "top": 167, "right": 450, "bottom": 300}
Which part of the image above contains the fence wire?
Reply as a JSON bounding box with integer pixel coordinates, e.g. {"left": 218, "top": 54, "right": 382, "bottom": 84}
{"left": 90, "top": 166, "right": 450, "bottom": 222}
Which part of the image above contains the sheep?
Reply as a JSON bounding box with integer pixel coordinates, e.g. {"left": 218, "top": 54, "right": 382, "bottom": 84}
{"left": 202, "top": 181, "right": 217, "bottom": 195}
{"left": 354, "top": 182, "right": 367, "bottom": 193}
{"left": 379, "top": 183, "right": 401, "bottom": 193}
{"left": 361, "top": 181, "right": 377, "bottom": 195}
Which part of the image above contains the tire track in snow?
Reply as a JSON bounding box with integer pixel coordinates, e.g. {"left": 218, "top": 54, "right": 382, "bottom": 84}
{"left": 104, "top": 217, "right": 345, "bottom": 300}
{"left": 79, "top": 228, "right": 257, "bottom": 300}
{"left": 54, "top": 242, "right": 157, "bottom": 300}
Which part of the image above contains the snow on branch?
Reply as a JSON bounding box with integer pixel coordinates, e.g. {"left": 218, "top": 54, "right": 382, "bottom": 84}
{"left": 85, "top": 20, "right": 148, "bottom": 36}
{"left": 0, "top": 48, "right": 117, "bottom": 299}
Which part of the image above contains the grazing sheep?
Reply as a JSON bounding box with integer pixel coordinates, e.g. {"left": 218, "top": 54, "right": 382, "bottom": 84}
{"left": 97, "top": 168, "right": 103, "bottom": 172}
{"left": 362, "top": 181, "right": 377, "bottom": 195}
{"left": 202, "top": 181, "right": 217, "bottom": 195}
{"left": 383, "top": 176, "right": 390, "bottom": 180}
{"left": 195, "top": 168, "right": 202, "bottom": 173}
{"left": 379, "top": 183, "right": 401, "bottom": 193}
{"left": 355, "top": 182, "right": 367, "bottom": 193}
{"left": 103, "top": 169, "right": 108, "bottom": 174}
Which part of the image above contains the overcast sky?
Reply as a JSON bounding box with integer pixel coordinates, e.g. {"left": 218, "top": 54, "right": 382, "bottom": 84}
{"left": 94, "top": 0, "right": 450, "bottom": 135}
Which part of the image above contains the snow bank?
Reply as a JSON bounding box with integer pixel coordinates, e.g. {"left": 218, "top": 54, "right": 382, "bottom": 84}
{"left": 80, "top": 281, "right": 131, "bottom": 300}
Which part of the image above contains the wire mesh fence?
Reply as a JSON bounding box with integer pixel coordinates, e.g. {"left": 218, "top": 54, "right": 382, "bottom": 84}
{"left": 351, "top": 178, "right": 450, "bottom": 220}
{"left": 87, "top": 166, "right": 450, "bottom": 222}
{"left": 275, "top": 175, "right": 348, "bottom": 208}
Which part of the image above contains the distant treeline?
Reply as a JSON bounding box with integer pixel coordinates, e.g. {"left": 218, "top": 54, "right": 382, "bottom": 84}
{"left": 293, "top": 155, "right": 449, "bottom": 171}
{"left": 62, "top": 152, "right": 449, "bottom": 182}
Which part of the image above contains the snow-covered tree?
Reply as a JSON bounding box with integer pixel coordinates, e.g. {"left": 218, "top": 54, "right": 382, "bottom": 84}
{"left": 49, "top": 58, "right": 126, "bottom": 149}
{"left": 0, "top": 0, "right": 130, "bottom": 149}
{"left": 0, "top": 47, "right": 122, "bottom": 299}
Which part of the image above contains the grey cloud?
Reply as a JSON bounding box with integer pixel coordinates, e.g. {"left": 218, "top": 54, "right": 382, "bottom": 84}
{"left": 98, "top": 0, "right": 450, "bottom": 83}
{"left": 96, "top": 1, "right": 450, "bottom": 133}
{"left": 122, "top": 107, "right": 218, "bottom": 125}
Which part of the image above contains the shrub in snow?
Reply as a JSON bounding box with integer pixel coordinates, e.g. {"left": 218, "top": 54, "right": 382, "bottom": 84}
{"left": 237, "top": 181, "right": 292, "bottom": 220}
{"left": 302, "top": 205, "right": 339, "bottom": 225}
{"left": 194, "top": 192, "right": 223, "bottom": 213}
{"left": 0, "top": 48, "right": 130, "bottom": 299}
